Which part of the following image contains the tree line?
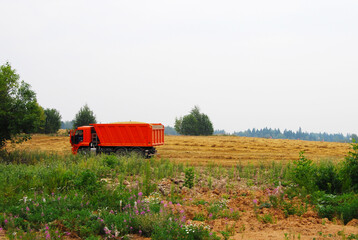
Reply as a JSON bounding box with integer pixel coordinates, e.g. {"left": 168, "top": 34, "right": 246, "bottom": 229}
{"left": 0, "top": 62, "right": 97, "bottom": 148}
{"left": 214, "top": 127, "right": 355, "bottom": 143}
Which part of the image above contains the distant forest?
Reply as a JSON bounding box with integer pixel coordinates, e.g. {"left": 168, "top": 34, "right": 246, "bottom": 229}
{"left": 164, "top": 126, "right": 179, "bottom": 135}
{"left": 61, "top": 120, "right": 74, "bottom": 129}
{"left": 215, "top": 127, "right": 356, "bottom": 143}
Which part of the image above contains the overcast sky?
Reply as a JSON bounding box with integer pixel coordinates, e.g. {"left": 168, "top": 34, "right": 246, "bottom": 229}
{"left": 1, "top": 0, "right": 357, "bottom": 134}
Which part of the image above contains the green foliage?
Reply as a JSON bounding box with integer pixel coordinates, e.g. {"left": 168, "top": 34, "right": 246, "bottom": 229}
{"left": 314, "top": 160, "right": 342, "bottom": 194}
{"left": 184, "top": 167, "right": 195, "bottom": 189}
{"left": 42, "top": 108, "right": 62, "bottom": 134}
{"left": 73, "top": 104, "right": 97, "bottom": 129}
{"left": 152, "top": 220, "right": 216, "bottom": 240}
{"left": 1, "top": 151, "right": 210, "bottom": 239}
{"left": 193, "top": 199, "right": 208, "bottom": 206}
{"left": 0, "top": 62, "right": 45, "bottom": 148}
{"left": 75, "top": 169, "right": 100, "bottom": 193}
{"left": 257, "top": 214, "right": 274, "bottom": 224}
{"left": 192, "top": 213, "right": 207, "bottom": 221}
{"left": 288, "top": 142, "right": 358, "bottom": 224}
{"left": 175, "top": 106, "right": 214, "bottom": 136}
{"left": 341, "top": 140, "right": 358, "bottom": 192}
{"left": 291, "top": 151, "right": 316, "bottom": 192}
{"left": 316, "top": 192, "right": 358, "bottom": 224}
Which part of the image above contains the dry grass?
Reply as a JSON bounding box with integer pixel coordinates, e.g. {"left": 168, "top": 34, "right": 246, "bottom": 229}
{"left": 156, "top": 135, "right": 351, "bottom": 166}
{"left": 5, "top": 133, "right": 351, "bottom": 166}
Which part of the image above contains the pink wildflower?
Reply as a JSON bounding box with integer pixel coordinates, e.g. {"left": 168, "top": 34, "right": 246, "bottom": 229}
{"left": 253, "top": 199, "right": 258, "bottom": 204}
{"left": 138, "top": 192, "right": 143, "bottom": 197}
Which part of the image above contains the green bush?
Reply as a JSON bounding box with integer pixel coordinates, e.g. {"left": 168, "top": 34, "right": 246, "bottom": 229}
{"left": 314, "top": 161, "right": 342, "bottom": 194}
{"left": 291, "top": 151, "right": 316, "bottom": 193}
{"left": 75, "top": 169, "right": 100, "bottom": 193}
{"left": 340, "top": 141, "right": 358, "bottom": 192}
{"left": 316, "top": 192, "right": 358, "bottom": 224}
{"left": 184, "top": 167, "right": 195, "bottom": 189}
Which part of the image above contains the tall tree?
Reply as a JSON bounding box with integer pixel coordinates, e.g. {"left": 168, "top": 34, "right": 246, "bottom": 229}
{"left": 0, "top": 62, "right": 45, "bottom": 148}
{"left": 175, "top": 106, "right": 214, "bottom": 136}
{"left": 43, "top": 108, "right": 62, "bottom": 134}
{"left": 73, "top": 104, "right": 97, "bottom": 129}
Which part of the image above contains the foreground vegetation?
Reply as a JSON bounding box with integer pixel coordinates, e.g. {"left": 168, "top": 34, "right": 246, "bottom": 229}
{"left": 0, "top": 141, "right": 357, "bottom": 239}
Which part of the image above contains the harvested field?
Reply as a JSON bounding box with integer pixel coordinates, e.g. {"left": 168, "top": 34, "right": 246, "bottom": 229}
{"left": 6, "top": 134, "right": 351, "bottom": 166}
{"left": 157, "top": 136, "right": 351, "bottom": 166}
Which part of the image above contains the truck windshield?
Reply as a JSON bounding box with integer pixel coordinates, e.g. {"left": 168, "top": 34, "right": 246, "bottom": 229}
{"left": 75, "top": 130, "right": 83, "bottom": 142}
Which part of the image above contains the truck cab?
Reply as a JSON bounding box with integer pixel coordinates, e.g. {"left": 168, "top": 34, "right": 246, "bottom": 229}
{"left": 69, "top": 126, "right": 93, "bottom": 154}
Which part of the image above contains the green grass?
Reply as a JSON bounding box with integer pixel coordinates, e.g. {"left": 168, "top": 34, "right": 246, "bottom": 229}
{"left": 0, "top": 151, "right": 217, "bottom": 239}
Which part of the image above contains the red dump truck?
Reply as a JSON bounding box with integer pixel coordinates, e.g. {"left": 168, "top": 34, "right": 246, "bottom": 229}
{"left": 69, "top": 122, "right": 164, "bottom": 157}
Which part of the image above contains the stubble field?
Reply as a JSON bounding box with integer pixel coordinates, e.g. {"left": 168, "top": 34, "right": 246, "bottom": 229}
{"left": 7, "top": 134, "right": 351, "bottom": 166}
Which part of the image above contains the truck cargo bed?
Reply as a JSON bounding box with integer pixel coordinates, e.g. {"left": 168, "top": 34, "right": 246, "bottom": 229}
{"left": 91, "top": 123, "right": 164, "bottom": 147}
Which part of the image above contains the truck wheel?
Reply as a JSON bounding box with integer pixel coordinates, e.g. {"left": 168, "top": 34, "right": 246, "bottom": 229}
{"left": 115, "top": 148, "right": 127, "bottom": 156}
{"left": 78, "top": 148, "right": 90, "bottom": 155}
{"left": 131, "top": 148, "right": 145, "bottom": 158}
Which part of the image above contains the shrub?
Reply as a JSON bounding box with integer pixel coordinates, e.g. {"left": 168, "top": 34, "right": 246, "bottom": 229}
{"left": 316, "top": 192, "right": 358, "bottom": 224}
{"left": 75, "top": 169, "right": 100, "bottom": 193}
{"left": 340, "top": 141, "right": 358, "bottom": 192}
{"left": 291, "top": 151, "right": 316, "bottom": 193}
{"left": 314, "top": 161, "right": 342, "bottom": 194}
{"left": 184, "top": 167, "right": 195, "bottom": 189}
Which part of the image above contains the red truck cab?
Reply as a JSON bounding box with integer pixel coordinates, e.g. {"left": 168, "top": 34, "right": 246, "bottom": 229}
{"left": 69, "top": 126, "right": 93, "bottom": 154}
{"left": 70, "top": 123, "right": 164, "bottom": 157}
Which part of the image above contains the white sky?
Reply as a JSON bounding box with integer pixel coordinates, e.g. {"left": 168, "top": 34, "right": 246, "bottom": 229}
{"left": 1, "top": 0, "right": 357, "bottom": 134}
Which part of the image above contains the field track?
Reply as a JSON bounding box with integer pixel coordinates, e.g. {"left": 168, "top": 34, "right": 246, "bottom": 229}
{"left": 6, "top": 133, "right": 351, "bottom": 166}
